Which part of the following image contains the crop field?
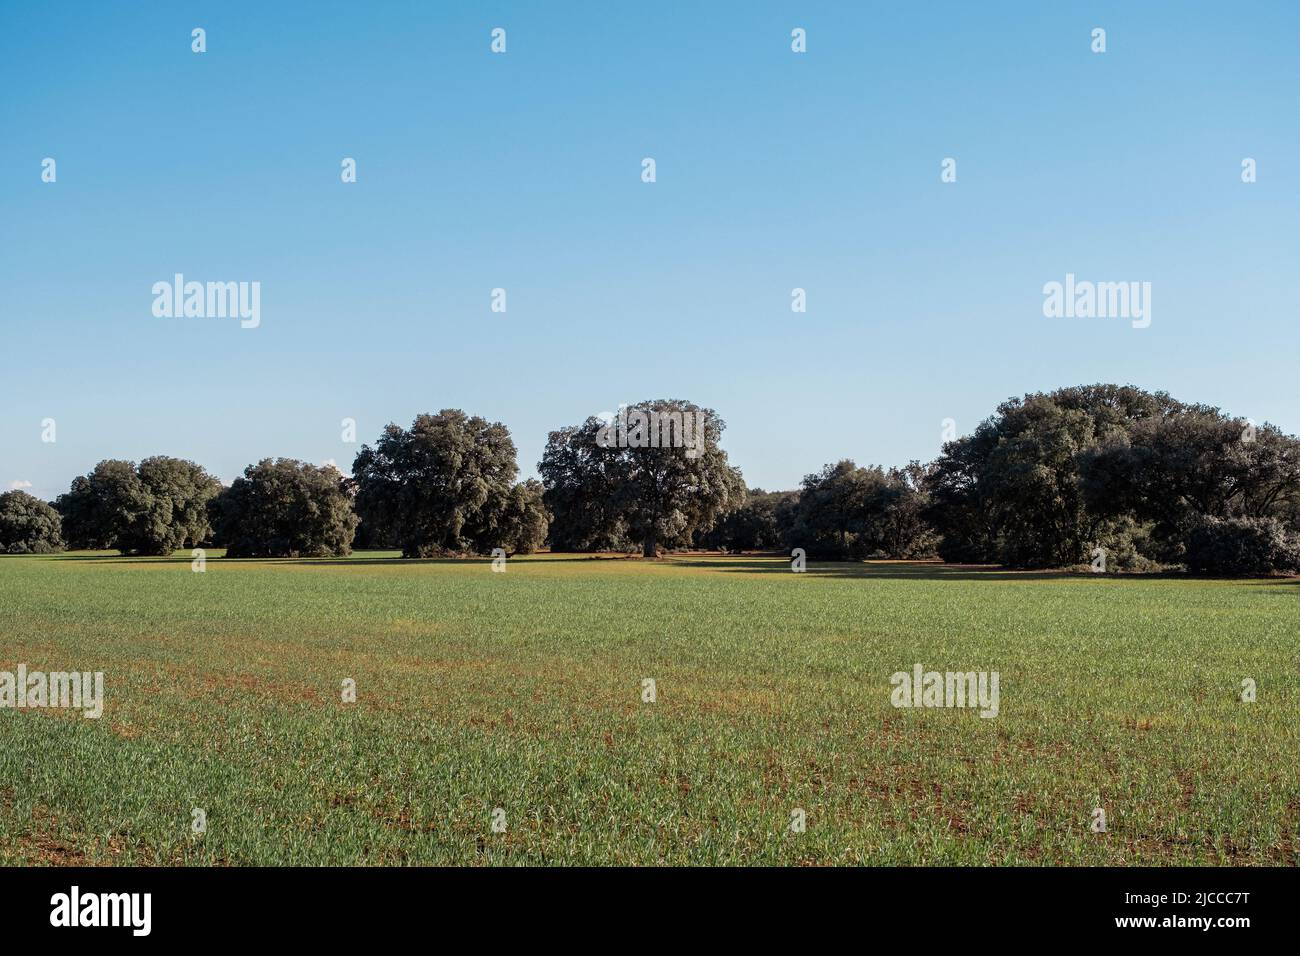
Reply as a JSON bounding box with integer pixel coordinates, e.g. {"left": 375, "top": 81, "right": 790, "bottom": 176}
{"left": 0, "top": 552, "right": 1296, "bottom": 866}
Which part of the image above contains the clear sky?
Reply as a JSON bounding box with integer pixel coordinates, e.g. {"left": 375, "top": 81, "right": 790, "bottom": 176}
{"left": 3, "top": 1, "right": 1298, "bottom": 500}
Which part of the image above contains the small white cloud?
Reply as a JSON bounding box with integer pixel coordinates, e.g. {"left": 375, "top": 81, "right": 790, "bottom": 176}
{"left": 321, "top": 458, "right": 340, "bottom": 472}
{"left": 8, "top": 480, "right": 33, "bottom": 491}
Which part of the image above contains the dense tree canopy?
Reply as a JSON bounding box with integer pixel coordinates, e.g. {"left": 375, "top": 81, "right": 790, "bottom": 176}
{"left": 213, "top": 459, "right": 359, "bottom": 558}
{"left": 926, "top": 385, "right": 1181, "bottom": 567}
{"left": 695, "top": 488, "right": 799, "bottom": 552}
{"left": 351, "top": 410, "right": 546, "bottom": 557}
{"left": 871, "top": 463, "right": 936, "bottom": 559}
{"left": 55, "top": 457, "right": 221, "bottom": 555}
{"left": 494, "top": 478, "right": 550, "bottom": 555}
{"left": 540, "top": 399, "right": 744, "bottom": 557}
{"left": 55, "top": 464, "right": 131, "bottom": 550}
{"left": 923, "top": 384, "right": 1300, "bottom": 572}
{"left": 1081, "top": 412, "right": 1300, "bottom": 533}
{"left": 55, "top": 475, "right": 114, "bottom": 550}
{"left": 535, "top": 420, "right": 635, "bottom": 552}
{"left": 26, "top": 384, "right": 1300, "bottom": 575}
{"left": 0, "top": 490, "right": 65, "bottom": 554}
{"left": 1182, "top": 516, "right": 1300, "bottom": 575}
{"left": 785, "top": 461, "right": 935, "bottom": 560}
{"left": 1076, "top": 408, "right": 1300, "bottom": 571}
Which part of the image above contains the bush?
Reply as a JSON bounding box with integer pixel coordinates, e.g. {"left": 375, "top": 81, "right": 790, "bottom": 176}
{"left": 1083, "top": 518, "right": 1166, "bottom": 573}
{"left": 0, "top": 491, "right": 65, "bottom": 554}
{"left": 1183, "top": 516, "right": 1300, "bottom": 575}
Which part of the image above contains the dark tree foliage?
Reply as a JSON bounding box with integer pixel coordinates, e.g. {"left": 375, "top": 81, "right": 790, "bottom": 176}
{"left": 26, "top": 383, "right": 1300, "bottom": 577}
{"left": 351, "top": 410, "right": 545, "bottom": 557}
{"left": 536, "top": 422, "right": 636, "bottom": 552}
{"left": 539, "top": 399, "right": 743, "bottom": 557}
{"left": 496, "top": 478, "right": 549, "bottom": 555}
{"left": 53, "top": 475, "right": 113, "bottom": 549}
{"left": 926, "top": 385, "right": 1183, "bottom": 568}
{"left": 793, "top": 461, "right": 876, "bottom": 559}
{"left": 695, "top": 488, "right": 800, "bottom": 552}
{"left": 1080, "top": 411, "right": 1300, "bottom": 559}
{"left": 924, "top": 384, "right": 1300, "bottom": 572}
{"left": 0, "top": 491, "right": 65, "bottom": 554}
{"left": 350, "top": 516, "right": 395, "bottom": 550}
{"left": 921, "top": 431, "right": 999, "bottom": 563}
{"left": 55, "top": 457, "right": 221, "bottom": 555}
{"left": 128, "top": 456, "right": 223, "bottom": 555}
{"left": 874, "top": 463, "right": 939, "bottom": 559}
{"left": 1183, "top": 516, "right": 1300, "bottom": 575}
{"left": 213, "top": 459, "right": 359, "bottom": 558}
{"left": 791, "top": 461, "right": 937, "bottom": 560}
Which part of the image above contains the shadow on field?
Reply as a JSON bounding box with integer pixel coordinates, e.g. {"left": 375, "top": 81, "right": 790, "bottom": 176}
{"left": 666, "top": 558, "right": 1089, "bottom": 581}
{"left": 671, "top": 557, "right": 1300, "bottom": 586}
{"left": 44, "top": 552, "right": 1298, "bottom": 587}
{"left": 254, "top": 555, "right": 613, "bottom": 567}
{"left": 49, "top": 554, "right": 147, "bottom": 561}
{"left": 49, "top": 552, "right": 620, "bottom": 567}
{"left": 252, "top": 551, "right": 704, "bottom": 567}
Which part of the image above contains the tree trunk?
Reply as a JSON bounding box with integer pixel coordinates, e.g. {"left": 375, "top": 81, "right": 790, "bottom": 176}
{"left": 643, "top": 531, "right": 658, "bottom": 558}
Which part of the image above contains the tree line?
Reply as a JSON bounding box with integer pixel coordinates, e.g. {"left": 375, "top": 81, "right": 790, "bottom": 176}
{"left": 2, "top": 385, "right": 1298, "bottom": 575}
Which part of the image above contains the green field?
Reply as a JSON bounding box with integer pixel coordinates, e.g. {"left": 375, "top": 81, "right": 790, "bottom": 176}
{"left": 0, "top": 551, "right": 1296, "bottom": 865}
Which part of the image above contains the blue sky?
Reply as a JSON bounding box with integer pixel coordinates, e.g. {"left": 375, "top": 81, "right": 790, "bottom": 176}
{"left": 3, "top": 1, "right": 1298, "bottom": 499}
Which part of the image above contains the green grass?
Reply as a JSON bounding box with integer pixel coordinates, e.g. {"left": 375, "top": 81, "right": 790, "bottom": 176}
{"left": 0, "top": 551, "right": 1296, "bottom": 865}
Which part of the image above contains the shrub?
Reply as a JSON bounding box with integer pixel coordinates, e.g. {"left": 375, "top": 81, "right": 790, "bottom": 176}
{"left": 1183, "top": 516, "right": 1300, "bottom": 575}
{"left": 1083, "top": 518, "right": 1166, "bottom": 573}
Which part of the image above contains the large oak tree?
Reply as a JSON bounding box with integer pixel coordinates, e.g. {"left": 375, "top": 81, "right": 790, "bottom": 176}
{"left": 213, "top": 459, "right": 359, "bottom": 558}
{"left": 55, "top": 457, "right": 221, "bottom": 555}
{"left": 540, "top": 399, "right": 743, "bottom": 557}
{"left": 0, "top": 491, "right": 65, "bottom": 554}
{"left": 351, "top": 410, "right": 547, "bottom": 557}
